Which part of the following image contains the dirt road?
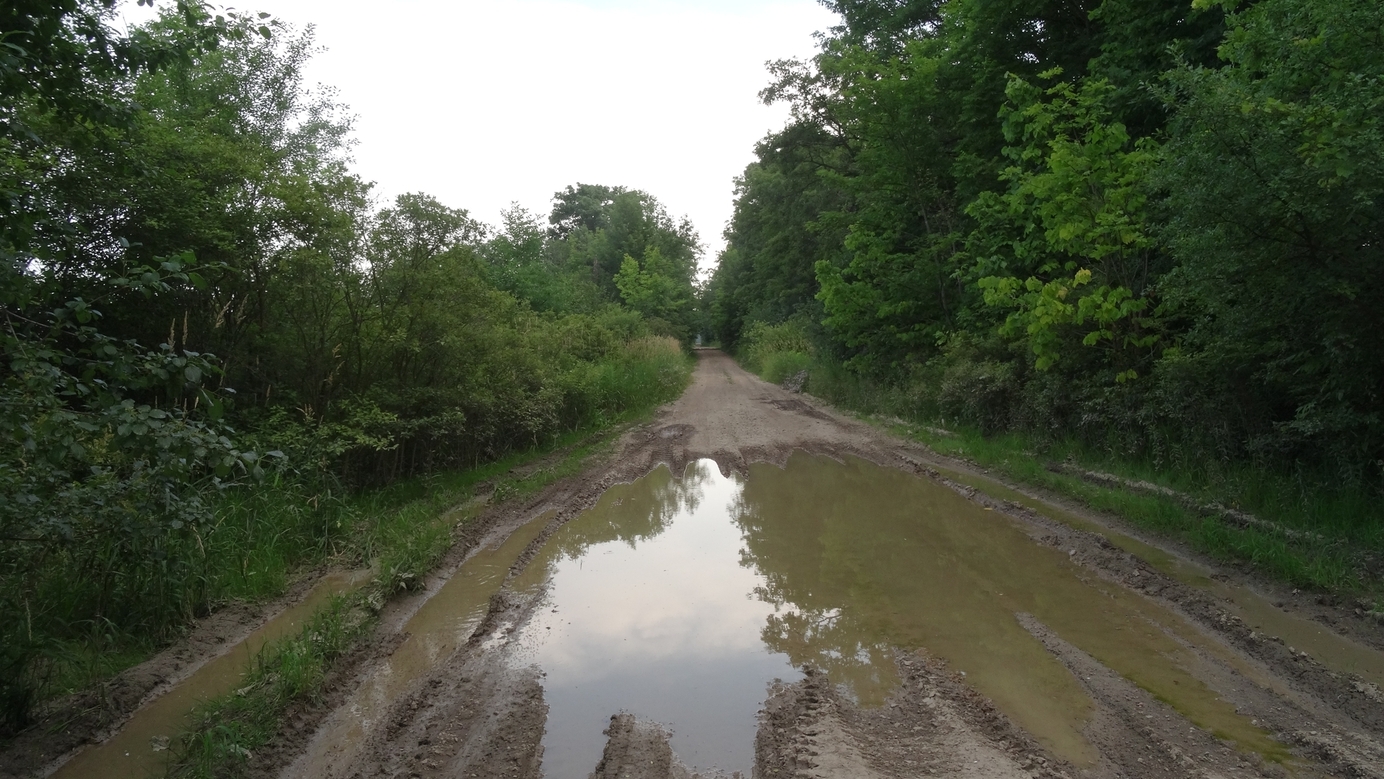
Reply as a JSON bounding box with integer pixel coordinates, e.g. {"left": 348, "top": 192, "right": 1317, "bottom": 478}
{"left": 19, "top": 350, "right": 1384, "bottom": 778}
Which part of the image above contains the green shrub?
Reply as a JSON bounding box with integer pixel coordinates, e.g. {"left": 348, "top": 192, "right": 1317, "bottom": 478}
{"left": 937, "top": 359, "right": 1018, "bottom": 434}
{"left": 761, "top": 351, "right": 812, "bottom": 384}
{"left": 739, "top": 320, "right": 813, "bottom": 376}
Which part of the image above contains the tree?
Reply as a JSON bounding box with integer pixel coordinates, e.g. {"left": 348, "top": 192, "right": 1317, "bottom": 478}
{"left": 1155, "top": 0, "right": 1384, "bottom": 466}
{"left": 614, "top": 246, "right": 693, "bottom": 329}
{"left": 969, "top": 71, "right": 1162, "bottom": 381}
{"left": 485, "top": 205, "right": 601, "bottom": 313}
{"left": 548, "top": 185, "right": 701, "bottom": 318}
{"left": 548, "top": 183, "right": 625, "bottom": 240}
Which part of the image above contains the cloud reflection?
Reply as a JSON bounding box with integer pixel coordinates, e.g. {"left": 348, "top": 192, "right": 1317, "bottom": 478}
{"left": 514, "top": 460, "right": 794, "bottom": 776}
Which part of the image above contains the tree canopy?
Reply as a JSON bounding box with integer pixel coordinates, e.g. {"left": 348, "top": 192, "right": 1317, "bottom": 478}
{"left": 708, "top": 0, "right": 1384, "bottom": 475}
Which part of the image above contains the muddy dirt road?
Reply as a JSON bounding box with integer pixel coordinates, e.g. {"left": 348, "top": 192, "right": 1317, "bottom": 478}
{"left": 20, "top": 350, "right": 1384, "bottom": 778}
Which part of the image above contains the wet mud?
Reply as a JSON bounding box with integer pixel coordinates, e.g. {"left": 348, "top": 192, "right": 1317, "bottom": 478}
{"left": 282, "top": 510, "right": 557, "bottom": 778}
{"left": 3, "top": 568, "right": 371, "bottom": 779}
{"left": 923, "top": 460, "right": 1384, "bottom": 688}
{"left": 757, "top": 658, "right": 1051, "bottom": 779}
{"left": 17, "top": 350, "right": 1384, "bottom": 779}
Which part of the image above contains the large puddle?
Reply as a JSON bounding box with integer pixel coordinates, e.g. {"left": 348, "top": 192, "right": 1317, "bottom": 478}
{"left": 932, "top": 463, "right": 1384, "bottom": 689}
{"left": 513, "top": 453, "right": 1306, "bottom": 776}
{"left": 57, "top": 451, "right": 1384, "bottom": 779}
{"left": 510, "top": 462, "right": 795, "bottom": 776}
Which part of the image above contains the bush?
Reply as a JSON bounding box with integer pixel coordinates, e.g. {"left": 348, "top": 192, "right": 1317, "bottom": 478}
{"left": 761, "top": 351, "right": 812, "bottom": 385}
{"left": 739, "top": 320, "right": 813, "bottom": 377}
{"left": 937, "top": 359, "right": 1019, "bottom": 434}
{"left": 562, "top": 336, "right": 691, "bottom": 427}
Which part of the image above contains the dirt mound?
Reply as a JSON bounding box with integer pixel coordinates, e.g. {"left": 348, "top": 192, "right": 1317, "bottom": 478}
{"left": 590, "top": 714, "right": 682, "bottom": 779}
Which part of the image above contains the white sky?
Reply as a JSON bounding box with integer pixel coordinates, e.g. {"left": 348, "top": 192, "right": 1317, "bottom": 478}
{"left": 121, "top": 0, "right": 836, "bottom": 268}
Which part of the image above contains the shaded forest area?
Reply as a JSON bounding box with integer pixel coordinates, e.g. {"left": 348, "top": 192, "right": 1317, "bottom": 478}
{"left": 707, "top": 0, "right": 1383, "bottom": 587}
{"left": 1, "top": 2, "right": 700, "bottom": 729}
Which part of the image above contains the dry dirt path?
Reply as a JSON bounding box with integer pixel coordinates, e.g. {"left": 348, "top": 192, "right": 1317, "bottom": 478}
{"left": 15, "top": 350, "right": 1384, "bottom": 779}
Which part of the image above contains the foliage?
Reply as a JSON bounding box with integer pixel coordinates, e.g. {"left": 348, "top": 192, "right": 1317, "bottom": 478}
{"left": 0, "top": 256, "right": 256, "bottom": 731}
{"left": 483, "top": 205, "right": 601, "bottom": 313}
{"left": 0, "top": 2, "right": 702, "bottom": 732}
{"left": 545, "top": 185, "right": 701, "bottom": 315}
{"left": 1155, "top": 0, "right": 1384, "bottom": 469}
{"left": 738, "top": 319, "right": 813, "bottom": 378}
{"left": 706, "top": 0, "right": 1384, "bottom": 589}
{"left": 970, "top": 71, "right": 1161, "bottom": 381}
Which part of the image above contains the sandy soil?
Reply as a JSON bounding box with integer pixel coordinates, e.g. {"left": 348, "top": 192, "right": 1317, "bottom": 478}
{"left": 12, "top": 349, "right": 1384, "bottom": 779}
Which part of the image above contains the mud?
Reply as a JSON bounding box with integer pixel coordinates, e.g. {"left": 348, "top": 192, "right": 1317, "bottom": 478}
{"left": 0, "top": 568, "right": 371, "bottom": 779}
{"left": 282, "top": 510, "right": 556, "bottom": 779}
{"left": 917, "top": 457, "right": 1384, "bottom": 687}
{"left": 756, "top": 657, "right": 1058, "bottom": 779}
{"left": 52, "top": 568, "right": 374, "bottom": 779}
{"left": 16, "top": 349, "right": 1384, "bottom": 779}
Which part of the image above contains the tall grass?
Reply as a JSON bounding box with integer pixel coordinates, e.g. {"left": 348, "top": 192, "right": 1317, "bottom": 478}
{"left": 738, "top": 321, "right": 812, "bottom": 383}
{"left": 564, "top": 336, "right": 692, "bottom": 427}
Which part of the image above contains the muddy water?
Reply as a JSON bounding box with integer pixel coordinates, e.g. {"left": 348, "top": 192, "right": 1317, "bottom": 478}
{"left": 933, "top": 463, "right": 1384, "bottom": 688}
{"left": 52, "top": 569, "right": 372, "bottom": 779}
{"left": 510, "top": 462, "right": 796, "bottom": 776}
{"left": 514, "top": 453, "right": 1300, "bottom": 776}
{"left": 287, "top": 510, "right": 555, "bottom": 777}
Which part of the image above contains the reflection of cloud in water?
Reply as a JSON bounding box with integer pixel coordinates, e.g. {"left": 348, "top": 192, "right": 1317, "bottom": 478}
{"left": 530, "top": 528, "right": 774, "bottom": 677}
{"left": 514, "top": 460, "right": 796, "bottom": 777}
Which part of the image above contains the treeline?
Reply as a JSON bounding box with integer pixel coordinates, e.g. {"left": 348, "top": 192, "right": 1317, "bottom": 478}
{"left": 707, "top": 0, "right": 1383, "bottom": 484}
{"left": 1, "top": 2, "right": 699, "bottom": 728}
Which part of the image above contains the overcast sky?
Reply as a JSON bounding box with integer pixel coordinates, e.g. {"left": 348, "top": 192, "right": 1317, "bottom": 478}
{"left": 121, "top": 0, "right": 836, "bottom": 268}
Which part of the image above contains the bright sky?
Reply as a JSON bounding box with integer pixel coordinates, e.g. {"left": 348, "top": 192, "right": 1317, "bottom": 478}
{"left": 121, "top": 0, "right": 836, "bottom": 267}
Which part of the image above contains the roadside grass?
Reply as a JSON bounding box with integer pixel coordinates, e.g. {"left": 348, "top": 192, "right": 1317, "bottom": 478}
{"left": 906, "top": 426, "right": 1378, "bottom": 596}
{"left": 38, "top": 638, "right": 157, "bottom": 707}
{"left": 171, "top": 596, "right": 365, "bottom": 779}
{"left": 752, "top": 354, "right": 1384, "bottom": 606}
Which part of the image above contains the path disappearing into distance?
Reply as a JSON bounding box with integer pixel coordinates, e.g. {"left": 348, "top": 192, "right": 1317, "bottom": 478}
{"left": 31, "top": 351, "right": 1384, "bottom": 779}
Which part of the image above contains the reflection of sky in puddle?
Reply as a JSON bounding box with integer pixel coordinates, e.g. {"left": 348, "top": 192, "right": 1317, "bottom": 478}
{"left": 511, "top": 461, "right": 796, "bottom": 777}
{"left": 515, "top": 453, "right": 1296, "bottom": 776}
